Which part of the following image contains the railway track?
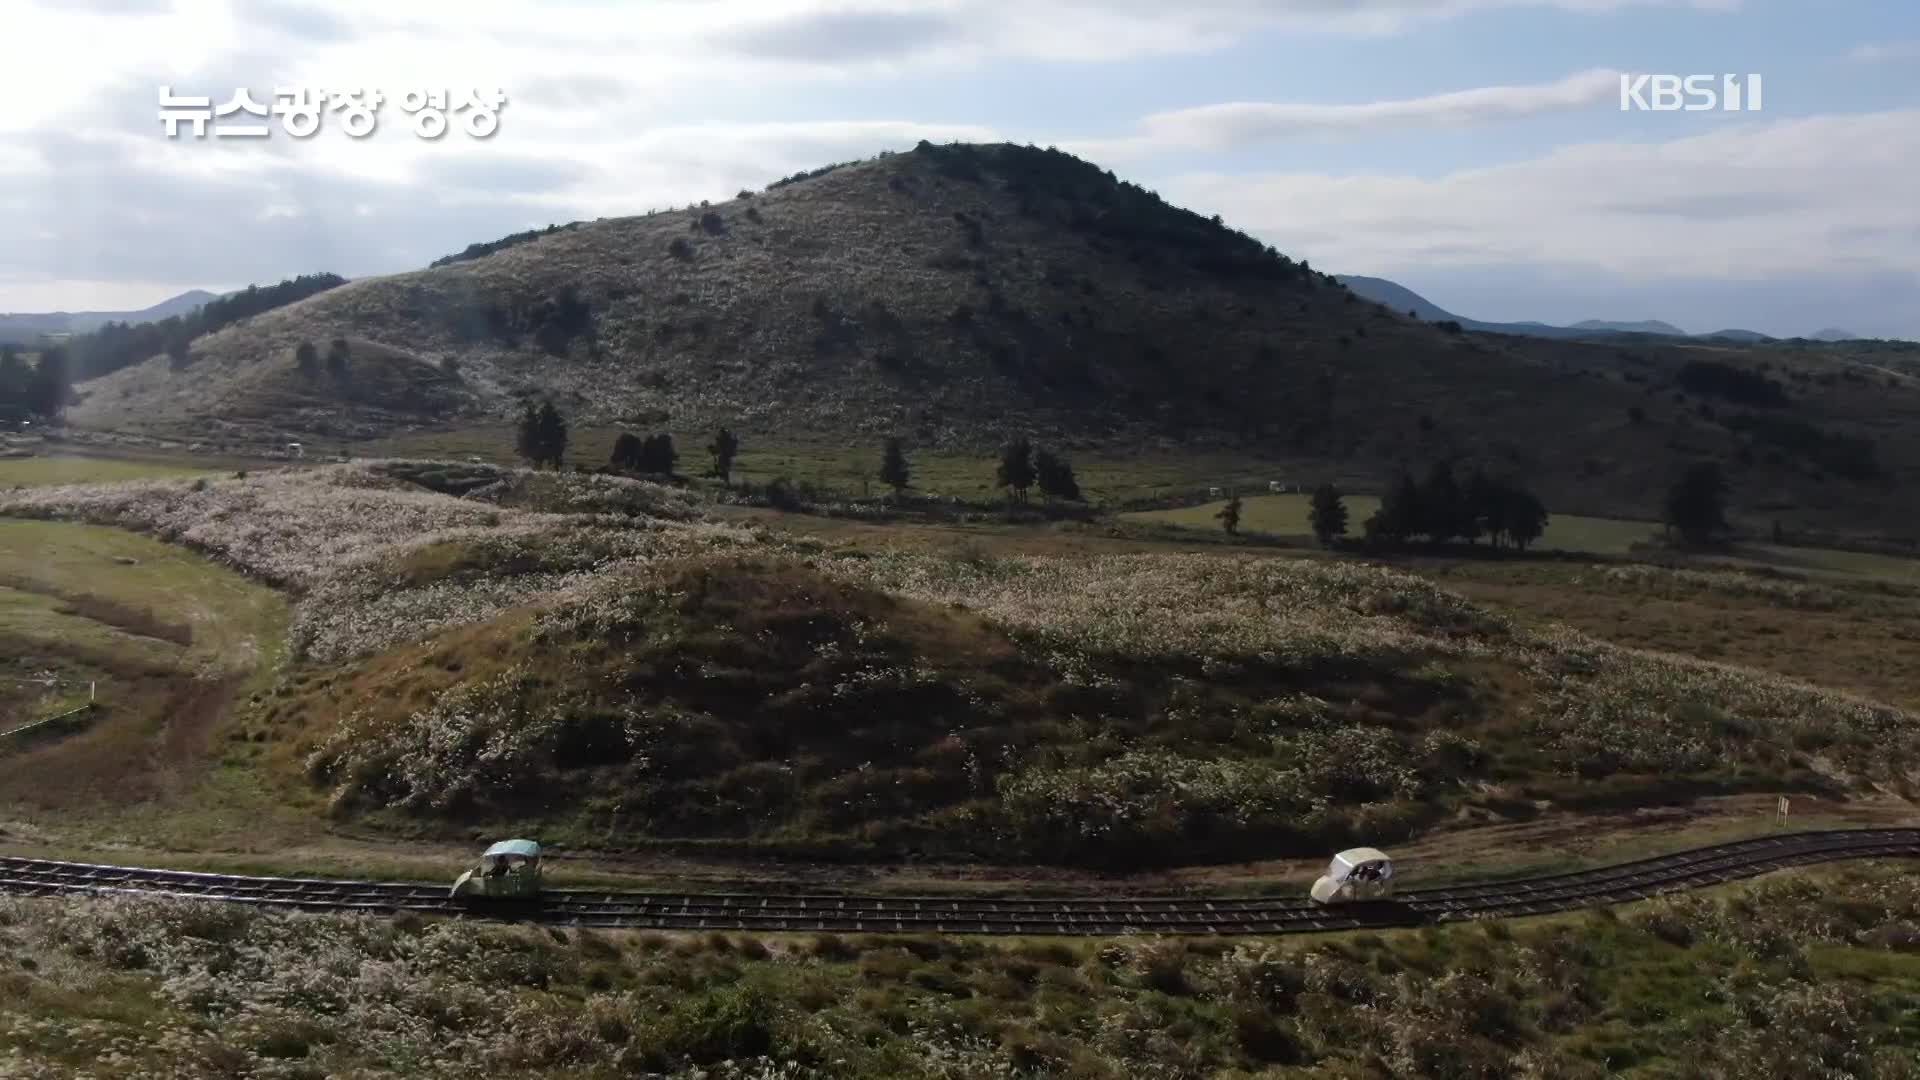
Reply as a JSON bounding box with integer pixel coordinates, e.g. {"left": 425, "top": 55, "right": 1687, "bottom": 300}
{"left": 1, "top": 828, "right": 1914, "bottom": 937}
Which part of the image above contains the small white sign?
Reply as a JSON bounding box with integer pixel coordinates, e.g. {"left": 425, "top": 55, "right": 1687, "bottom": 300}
{"left": 159, "top": 86, "right": 508, "bottom": 139}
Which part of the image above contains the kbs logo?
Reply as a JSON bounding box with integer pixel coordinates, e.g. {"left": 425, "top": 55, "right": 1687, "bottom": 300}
{"left": 1619, "top": 74, "right": 1764, "bottom": 112}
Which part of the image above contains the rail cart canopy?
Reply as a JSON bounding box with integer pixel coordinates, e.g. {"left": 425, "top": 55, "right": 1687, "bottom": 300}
{"left": 483, "top": 839, "right": 542, "bottom": 860}
{"left": 453, "top": 840, "right": 544, "bottom": 900}
{"left": 1329, "top": 847, "right": 1391, "bottom": 880}
{"left": 1311, "top": 847, "right": 1395, "bottom": 904}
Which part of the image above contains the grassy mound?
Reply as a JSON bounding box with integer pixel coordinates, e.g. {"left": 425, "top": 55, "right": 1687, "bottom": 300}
{"left": 290, "top": 555, "right": 1495, "bottom": 862}
{"left": 283, "top": 549, "right": 1920, "bottom": 866}
{"left": 0, "top": 462, "right": 746, "bottom": 663}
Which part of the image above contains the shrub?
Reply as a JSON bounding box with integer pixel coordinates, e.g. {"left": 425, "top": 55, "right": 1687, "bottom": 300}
{"left": 809, "top": 934, "right": 858, "bottom": 961}
{"left": 1234, "top": 1007, "right": 1304, "bottom": 1064}
{"left": 1676, "top": 359, "right": 1789, "bottom": 406}
{"left": 648, "top": 985, "right": 777, "bottom": 1066}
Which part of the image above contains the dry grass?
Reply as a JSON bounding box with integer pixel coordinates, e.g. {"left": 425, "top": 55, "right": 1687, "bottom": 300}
{"left": 0, "top": 519, "right": 286, "bottom": 813}
{"left": 1425, "top": 558, "right": 1920, "bottom": 713}
{"left": 0, "top": 452, "right": 222, "bottom": 489}
{"left": 0, "top": 462, "right": 754, "bottom": 662}
{"left": 3, "top": 863, "right": 1919, "bottom": 1077}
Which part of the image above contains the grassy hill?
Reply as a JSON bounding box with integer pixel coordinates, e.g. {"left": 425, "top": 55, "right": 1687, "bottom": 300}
{"left": 9, "top": 465, "right": 1915, "bottom": 866}
{"left": 61, "top": 142, "right": 1920, "bottom": 535}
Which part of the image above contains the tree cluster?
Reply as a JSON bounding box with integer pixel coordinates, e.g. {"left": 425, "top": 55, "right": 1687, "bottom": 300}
{"left": 611, "top": 431, "right": 677, "bottom": 475}
{"left": 995, "top": 437, "right": 1081, "bottom": 503}
{"left": 1364, "top": 462, "right": 1548, "bottom": 551}
{"left": 1664, "top": 460, "right": 1730, "bottom": 546}
{"left": 515, "top": 401, "right": 569, "bottom": 469}
{"left": 0, "top": 345, "right": 71, "bottom": 422}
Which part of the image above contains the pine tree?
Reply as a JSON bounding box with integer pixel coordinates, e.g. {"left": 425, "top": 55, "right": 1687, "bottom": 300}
{"left": 639, "top": 433, "right": 676, "bottom": 474}
{"left": 610, "top": 432, "right": 643, "bottom": 471}
{"left": 1216, "top": 493, "right": 1243, "bottom": 536}
{"left": 1422, "top": 460, "right": 1463, "bottom": 545}
{"left": 1365, "top": 470, "right": 1422, "bottom": 546}
{"left": 294, "top": 341, "right": 320, "bottom": 378}
{"left": 1463, "top": 469, "right": 1497, "bottom": 546}
{"left": 0, "top": 347, "right": 26, "bottom": 413}
{"left": 996, "top": 437, "right": 1035, "bottom": 503}
{"left": 708, "top": 428, "right": 740, "bottom": 485}
{"left": 878, "top": 437, "right": 911, "bottom": 496}
{"left": 1504, "top": 488, "right": 1549, "bottom": 551}
{"left": 515, "top": 404, "right": 542, "bottom": 466}
{"left": 1034, "top": 448, "right": 1080, "bottom": 502}
{"left": 23, "top": 346, "right": 71, "bottom": 418}
{"left": 325, "top": 337, "right": 351, "bottom": 377}
{"left": 1309, "top": 483, "right": 1347, "bottom": 546}
{"left": 534, "top": 401, "right": 567, "bottom": 468}
{"left": 1665, "top": 461, "right": 1729, "bottom": 545}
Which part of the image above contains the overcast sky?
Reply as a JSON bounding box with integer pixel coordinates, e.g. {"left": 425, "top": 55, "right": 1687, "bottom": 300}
{"left": 2, "top": 0, "right": 1917, "bottom": 337}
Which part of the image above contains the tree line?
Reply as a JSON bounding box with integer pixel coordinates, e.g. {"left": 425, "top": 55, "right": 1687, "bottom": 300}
{"left": 513, "top": 399, "right": 1734, "bottom": 552}
{"left": 65, "top": 273, "right": 346, "bottom": 379}
{"left": 519, "top": 402, "right": 1086, "bottom": 506}
{"left": 881, "top": 436, "right": 1080, "bottom": 502}
{"left": 1210, "top": 462, "right": 1550, "bottom": 552}
{"left": 1362, "top": 462, "right": 1549, "bottom": 550}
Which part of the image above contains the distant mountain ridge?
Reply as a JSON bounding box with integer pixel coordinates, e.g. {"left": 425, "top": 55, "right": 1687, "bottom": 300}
{"left": 1570, "top": 319, "right": 1686, "bottom": 336}
{"left": 0, "top": 289, "right": 220, "bottom": 344}
{"left": 1335, "top": 275, "right": 1865, "bottom": 344}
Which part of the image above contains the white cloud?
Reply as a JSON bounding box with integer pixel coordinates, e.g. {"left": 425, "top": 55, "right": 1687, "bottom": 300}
{"left": 1069, "top": 69, "right": 1625, "bottom": 161}
{"left": 1849, "top": 40, "right": 1920, "bottom": 63}
{"left": 1158, "top": 110, "right": 1920, "bottom": 281}
{"left": 5, "top": 0, "right": 1872, "bottom": 315}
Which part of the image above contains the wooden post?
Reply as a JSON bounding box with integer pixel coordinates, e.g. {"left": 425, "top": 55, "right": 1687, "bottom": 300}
{"left": 90, "top": 680, "right": 96, "bottom": 704}
{"left": 1776, "top": 796, "right": 1789, "bottom": 826}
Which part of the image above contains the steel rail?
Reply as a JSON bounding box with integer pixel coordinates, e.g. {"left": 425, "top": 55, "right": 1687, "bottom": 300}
{"left": 1, "top": 828, "right": 1914, "bottom": 936}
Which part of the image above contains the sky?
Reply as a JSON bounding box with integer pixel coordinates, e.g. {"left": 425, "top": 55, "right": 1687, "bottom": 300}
{"left": 1, "top": 0, "right": 1916, "bottom": 338}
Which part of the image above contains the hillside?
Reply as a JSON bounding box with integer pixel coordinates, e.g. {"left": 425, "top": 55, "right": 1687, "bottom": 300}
{"left": 62, "top": 142, "right": 1920, "bottom": 533}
